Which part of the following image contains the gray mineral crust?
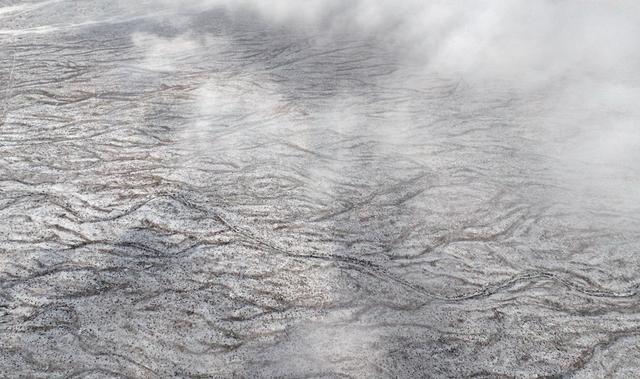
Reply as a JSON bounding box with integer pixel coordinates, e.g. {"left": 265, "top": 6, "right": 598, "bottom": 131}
{"left": 1, "top": 1, "right": 640, "bottom": 378}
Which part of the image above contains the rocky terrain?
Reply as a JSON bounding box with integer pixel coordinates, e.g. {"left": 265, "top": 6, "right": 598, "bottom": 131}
{"left": 1, "top": 1, "right": 640, "bottom": 377}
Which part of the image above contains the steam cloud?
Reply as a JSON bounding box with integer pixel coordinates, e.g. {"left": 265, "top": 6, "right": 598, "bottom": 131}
{"left": 131, "top": 0, "right": 640, "bottom": 209}
{"left": 142, "top": 0, "right": 640, "bottom": 84}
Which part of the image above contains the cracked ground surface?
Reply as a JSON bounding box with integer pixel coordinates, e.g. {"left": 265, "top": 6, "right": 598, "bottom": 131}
{"left": 1, "top": 1, "right": 640, "bottom": 378}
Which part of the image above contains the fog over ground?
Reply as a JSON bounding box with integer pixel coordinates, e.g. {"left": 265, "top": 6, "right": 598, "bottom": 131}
{"left": 1, "top": 1, "right": 640, "bottom": 378}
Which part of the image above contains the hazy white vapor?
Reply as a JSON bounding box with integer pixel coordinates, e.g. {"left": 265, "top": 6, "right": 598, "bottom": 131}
{"left": 139, "top": 0, "right": 640, "bottom": 86}
{"left": 129, "top": 0, "right": 640, "bottom": 212}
